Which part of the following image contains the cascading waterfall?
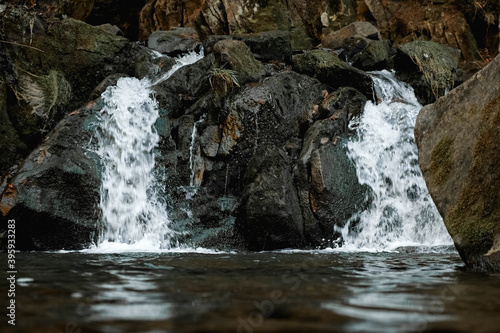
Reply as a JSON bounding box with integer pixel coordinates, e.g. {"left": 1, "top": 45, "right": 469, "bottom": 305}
{"left": 336, "top": 70, "right": 452, "bottom": 250}
{"left": 92, "top": 50, "right": 204, "bottom": 251}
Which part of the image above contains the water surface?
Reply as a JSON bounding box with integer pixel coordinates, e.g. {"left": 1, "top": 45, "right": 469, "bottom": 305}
{"left": 2, "top": 249, "right": 500, "bottom": 333}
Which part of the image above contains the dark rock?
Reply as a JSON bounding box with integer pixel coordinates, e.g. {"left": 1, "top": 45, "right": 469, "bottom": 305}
{"left": 351, "top": 39, "right": 395, "bottom": 71}
{"left": 217, "top": 71, "right": 325, "bottom": 162}
{"left": 0, "top": 100, "right": 102, "bottom": 250}
{"left": 415, "top": 54, "right": 500, "bottom": 273}
{"left": 339, "top": 35, "right": 372, "bottom": 61}
{"left": 395, "top": 40, "right": 461, "bottom": 105}
{"left": 88, "top": 73, "right": 128, "bottom": 101}
{"left": 0, "top": 80, "right": 28, "bottom": 174}
{"left": 236, "top": 30, "right": 292, "bottom": 62}
{"left": 296, "top": 106, "right": 370, "bottom": 245}
{"left": 0, "top": 7, "right": 136, "bottom": 167}
{"left": 86, "top": 0, "right": 147, "bottom": 40}
{"left": 292, "top": 49, "right": 373, "bottom": 99}
{"left": 147, "top": 28, "right": 201, "bottom": 56}
{"left": 238, "top": 145, "right": 304, "bottom": 250}
{"left": 213, "top": 39, "right": 264, "bottom": 85}
{"left": 134, "top": 47, "right": 177, "bottom": 81}
{"left": 318, "top": 87, "right": 367, "bottom": 120}
{"left": 155, "top": 53, "right": 215, "bottom": 100}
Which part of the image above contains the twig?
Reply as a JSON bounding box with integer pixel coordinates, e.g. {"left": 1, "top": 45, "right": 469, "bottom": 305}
{"left": 0, "top": 40, "right": 44, "bottom": 52}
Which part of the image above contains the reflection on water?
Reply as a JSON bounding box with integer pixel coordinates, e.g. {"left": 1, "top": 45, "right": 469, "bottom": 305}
{"left": 2, "top": 249, "right": 500, "bottom": 333}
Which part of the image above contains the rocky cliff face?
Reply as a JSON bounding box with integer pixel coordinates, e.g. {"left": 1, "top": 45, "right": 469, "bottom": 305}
{"left": 415, "top": 54, "right": 500, "bottom": 272}
{"left": 0, "top": 2, "right": 499, "bottom": 255}
{"left": 6, "top": 1, "right": 498, "bottom": 62}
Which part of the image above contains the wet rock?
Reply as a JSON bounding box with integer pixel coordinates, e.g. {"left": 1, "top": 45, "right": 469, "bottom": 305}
{"left": 0, "top": 101, "right": 102, "bottom": 250}
{"left": 321, "top": 21, "right": 380, "bottom": 50}
{"left": 217, "top": 71, "right": 324, "bottom": 162}
{"left": 239, "top": 146, "right": 304, "bottom": 250}
{"left": 415, "top": 54, "right": 500, "bottom": 273}
{"left": 199, "top": 125, "right": 221, "bottom": 158}
{"left": 213, "top": 39, "right": 264, "bottom": 85}
{"left": 134, "top": 47, "right": 176, "bottom": 81}
{"left": 88, "top": 73, "right": 128, "bottom": 101}
{"left": 292, "top": 49, "right": 373, "bottom": 98}
{"left": 351, "top": 39, "right": 395, "bottom": 71}
{"left": 395, "top": 40, "right": 460, "bottom": 105}
{"left": 147, "top": 28, "right": 201, "bottom": 56}
{"left": 318, "top": 87, "right": 367, "bottom": 120}
{"left": 296, "top": 105, "right": 370, "bottom": 244}
{"left": 155, "top": 53, "right": 215, "bottom": 100}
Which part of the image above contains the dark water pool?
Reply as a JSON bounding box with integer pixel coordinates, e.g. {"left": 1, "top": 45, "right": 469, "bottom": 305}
{"left": 1, "top": 248, "right": 500, "bottom": 333}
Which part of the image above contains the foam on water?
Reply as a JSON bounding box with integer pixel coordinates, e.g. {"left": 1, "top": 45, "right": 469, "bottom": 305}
{"left": 335, "top": 70, "right": 453, "bottom": 251}
{"left": 92, "top": 51, "right": 203, "bottom": 252}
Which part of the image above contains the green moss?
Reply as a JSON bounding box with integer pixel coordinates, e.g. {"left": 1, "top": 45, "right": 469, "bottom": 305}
{"left": 399, "top": 40, "right": 456, "bottom": 100}
{"left": 429, "top": 136, "right": 454, "bottom": 186}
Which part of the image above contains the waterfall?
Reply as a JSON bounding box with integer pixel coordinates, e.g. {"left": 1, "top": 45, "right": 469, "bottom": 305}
{"left": 336, "top": 70, "right": 452, "bottom": 250}
{"left": 91, "top": 50, "right": 204, "bottom": 251}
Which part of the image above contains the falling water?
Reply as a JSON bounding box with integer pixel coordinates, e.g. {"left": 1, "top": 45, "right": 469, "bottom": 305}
{"left": 92, "top": 50, "right": 204, "bottom": 251}
{"left": 336, "top": 70, "right": 452, "bottom": 250}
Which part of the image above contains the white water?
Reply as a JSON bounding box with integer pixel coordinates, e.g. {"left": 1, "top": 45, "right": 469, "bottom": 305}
{"left": 92, "top": 51, "right": 204, "bottom": 252}
{"left": 336, "top": 70, "right": 453, "bottom": 251}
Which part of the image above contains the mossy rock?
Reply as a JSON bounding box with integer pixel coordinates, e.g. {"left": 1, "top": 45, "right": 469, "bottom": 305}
{"left": 292, "top": 49, "right": 373, "bottom": 99}
{"left": 415, "top": 54, "right": 500, "bottom": 272}
{"left": 395, "top": 40, "right": 460, "bottom": 105}
{"left": 7, "top": 70, "right": 72, "bottom": 147}
{"left": 213, "top": 39, "right": 264, "bottom": 85}
{"left": 0, "top": 80, "right": 28, "bottom": 174}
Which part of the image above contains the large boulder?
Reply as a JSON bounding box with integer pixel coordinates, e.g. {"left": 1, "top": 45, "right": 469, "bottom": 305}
{"left": 395, "top": 40, "right": 461, "bottom": 105}
{"left": 292, "top": 49, "right": 373, "bottom": 98}
{"left": 213, "top": 39, "right": 264, "bottom": 85}
{"left": 296, "top": 92, "right": 370, "bottom": 245}
{"left": 0, "top": 6, "right": 138, "bottom": 173}
{"left": 415, "top": 54, "right": 500, "bottom": 272}
{"left": 0, "top": 101, "right": 102, "bottom": 250}
{"left": 239, "top": 146, "right": 304, "bottom": 250}
{"left": 351, "top": 39, "right": 395, "bottom": 71}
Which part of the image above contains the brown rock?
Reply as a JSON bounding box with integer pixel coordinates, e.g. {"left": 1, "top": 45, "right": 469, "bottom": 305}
{"left": 322, "top": 21, "right": 380, "bottom": 49}
{"left": 415, "top": 54, "right": 500, "bottom": 272}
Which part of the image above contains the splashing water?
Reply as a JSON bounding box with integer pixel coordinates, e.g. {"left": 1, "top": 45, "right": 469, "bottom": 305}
{"left": 336, "top": 70, "right": 452, "bottom": 251}
{"left": 92, "top": 50, "right": 204, "bottom": 251}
